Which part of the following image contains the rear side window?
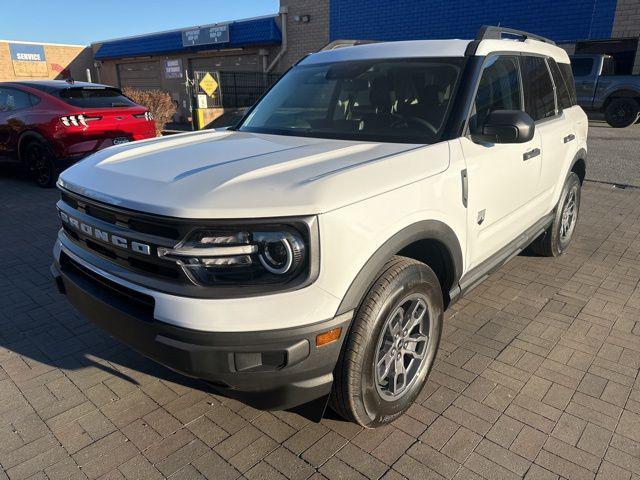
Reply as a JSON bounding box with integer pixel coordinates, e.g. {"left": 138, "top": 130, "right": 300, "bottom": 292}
{"left": 0, "top": 87, "right": 33, "bottom": 111}
{"left": 559, "top": 63, "right": 577, "bottom": 106}
{"left": 571, "top": 58, "right": 593, "bottom": 77}
{"left": 58, "top": 87, "right": 137, "bottom": 108}
{"left": 520, "top": 56, "right": 556, "bottom": 121}
{"left": 548, "top": 59, "right": 573, "bottom": 110}
{"left": 471, "top": 55, "right": 522, "bottom": 132}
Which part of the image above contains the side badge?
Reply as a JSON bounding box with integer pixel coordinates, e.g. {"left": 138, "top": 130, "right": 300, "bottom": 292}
{"left": 477, "top": 209, "right": 486, "bottom": 225}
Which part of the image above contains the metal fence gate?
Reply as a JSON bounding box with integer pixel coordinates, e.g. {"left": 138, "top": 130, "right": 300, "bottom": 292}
{"left": 191, "top": 70, "right": 280, "bottom": 109}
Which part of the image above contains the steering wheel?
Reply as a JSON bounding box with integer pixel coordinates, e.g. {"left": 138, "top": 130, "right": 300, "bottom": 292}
{"left": 391, "top": 116, "right": 438, "bottom": 136}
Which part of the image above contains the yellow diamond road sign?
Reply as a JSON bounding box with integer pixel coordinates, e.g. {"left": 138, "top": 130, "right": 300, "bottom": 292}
{"left": 199, "top": 73, "right": 219, "bottom": 98}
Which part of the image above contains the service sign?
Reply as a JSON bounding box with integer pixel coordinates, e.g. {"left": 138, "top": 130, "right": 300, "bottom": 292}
{"left": 9, "top": 43, "right": 48, "bottom": 77}
{"left": 163, "top": 59, "right": 183, "bottom": 79}
{"left": 182, "top": 25, "right": 230, "bottom": 47}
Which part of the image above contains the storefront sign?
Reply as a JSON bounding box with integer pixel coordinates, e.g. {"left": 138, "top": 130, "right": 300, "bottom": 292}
{"left": 163, "top": 59, "right": 183, "bottom": 79}
{"left": 182, "top": 25, "right": 229, "bottom": 47}
{"left": 9, "top": 43, "right": 48, "bottom": 77}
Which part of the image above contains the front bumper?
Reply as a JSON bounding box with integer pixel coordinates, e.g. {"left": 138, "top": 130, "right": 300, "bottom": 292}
{"left": 51, "top": 250, "right": 351, "bottom": 411}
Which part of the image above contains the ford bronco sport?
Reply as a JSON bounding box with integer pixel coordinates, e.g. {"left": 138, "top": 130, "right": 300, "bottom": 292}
{"left": 52, "top": 26, "right": 588, "bottom": 427}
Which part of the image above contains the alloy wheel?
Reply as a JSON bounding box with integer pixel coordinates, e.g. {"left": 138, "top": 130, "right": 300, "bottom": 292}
{"left": 374, "top": 293, "right": 431, "bottom": 400}
{"left": 560, "top": 187, "right": 577, "bottom": 242}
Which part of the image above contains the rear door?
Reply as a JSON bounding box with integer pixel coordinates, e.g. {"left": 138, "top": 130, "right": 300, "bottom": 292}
{"left": 460, "top": 55, "right": 543, "bottom": 270}
{"left": 571, "top": 56, "right": 597, "bottom": 107}
{"left": 519, "top": 56, "right": 566, "bottom": 207}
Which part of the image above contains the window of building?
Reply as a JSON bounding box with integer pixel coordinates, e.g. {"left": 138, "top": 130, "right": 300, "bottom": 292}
{"left": 470, "top": 55, "right": 522, "bottom": 132}
{"left": 520, "top": 56, "right": 556, "bottom": 121}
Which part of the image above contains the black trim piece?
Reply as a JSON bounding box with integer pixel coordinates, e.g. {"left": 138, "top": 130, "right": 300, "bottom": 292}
{"left": 476, "top": 25, "right": 556, "bottom": 46}
{"left": 461, "top": 169, "right": 469, "bottom": 207}
{"left": 523, "top": 148, "right": 541, "bottom": 161}
{"left": 443, "top": 55, "right": 485, "bottom": 139}
{"left": 454, "top": 213, "right": 554, "bottom": 298}
{"left": 336, "top": 220, "right": 463, "bottom": 315}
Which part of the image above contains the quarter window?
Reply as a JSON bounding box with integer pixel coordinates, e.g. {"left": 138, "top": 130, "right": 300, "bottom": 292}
{"left": 548, "top": 59, "right": 573, "bottom": 110}
{"left": 558, "top": 63, "right": 577, "bottom": 106}
{"left": 470, "top": 55, "right": 522, "bottom": 132}
{"left": 0, "top": 88, "right": 33, "bottom": 111}
{"left": 520, "top": 56, "right": 556, "bottom": 121}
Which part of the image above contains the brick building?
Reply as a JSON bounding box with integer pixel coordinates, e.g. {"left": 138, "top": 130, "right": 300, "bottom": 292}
{"left": 0, "top": 40, "right": 94, "bottom": 82}
{"left": 90, "top": 0, "right": 640, "bottom": 125}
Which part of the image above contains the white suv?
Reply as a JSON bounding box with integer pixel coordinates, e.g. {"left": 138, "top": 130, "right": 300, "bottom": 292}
{"left": 52, "top": 26, "right": 587, "bottom": 427}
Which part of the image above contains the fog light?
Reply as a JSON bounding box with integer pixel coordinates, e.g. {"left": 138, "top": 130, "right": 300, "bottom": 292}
{"left": 316, "top": 327, "right": 342, "bottom": 347}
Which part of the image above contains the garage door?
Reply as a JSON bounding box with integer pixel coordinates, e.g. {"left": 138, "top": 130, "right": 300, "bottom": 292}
{"left": 117, "top": 61, "right": 161, "bottom": 89}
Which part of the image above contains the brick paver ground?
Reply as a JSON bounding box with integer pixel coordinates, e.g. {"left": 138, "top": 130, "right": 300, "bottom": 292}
{"left": 1, "top": 174, "right": 640, "bottom": 480}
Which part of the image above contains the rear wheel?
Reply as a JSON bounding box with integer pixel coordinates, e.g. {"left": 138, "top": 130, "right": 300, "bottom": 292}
{"left": 330, "top": 256, "right": 443, "bottom": 427}
{"left": 531, "top": 172, "right": 581, "bottom": 257}
{"left": 605, "top": 98, "right": 640, "bottom": 128}
{"left": 24, "top": 141, "right": 57, "bottom": 187}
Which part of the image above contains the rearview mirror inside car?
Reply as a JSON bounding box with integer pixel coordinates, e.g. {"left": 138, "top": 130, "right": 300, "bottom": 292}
{"left": 481, "top": 110, "right": 535, "bottom": 144}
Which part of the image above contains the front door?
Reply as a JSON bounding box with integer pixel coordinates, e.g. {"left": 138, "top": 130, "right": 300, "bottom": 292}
{"left": 460, "top": 55, "right": 543, "bottom": 271}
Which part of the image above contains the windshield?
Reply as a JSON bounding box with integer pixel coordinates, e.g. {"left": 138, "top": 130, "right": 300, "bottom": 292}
{"left": 239, "top": 58, "right": 464, "bottom": 144}
{"left": 58, "top": 87, "right": 137, "bottom": 108}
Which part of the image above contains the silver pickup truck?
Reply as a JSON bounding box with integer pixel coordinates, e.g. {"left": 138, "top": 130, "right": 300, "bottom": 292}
{"left": 571, "top": 53, "right": 640, "bottom": 128}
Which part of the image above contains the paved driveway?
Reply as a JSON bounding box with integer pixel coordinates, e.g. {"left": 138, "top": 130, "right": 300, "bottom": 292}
{"left": 1, "top": 172, "right": 640, "bottom": 479}
{"left": 585, "top": 121, "right": 640, "bottom": 187}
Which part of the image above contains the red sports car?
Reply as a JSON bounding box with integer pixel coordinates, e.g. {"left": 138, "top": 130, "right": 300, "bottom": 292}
{"left": 0, "top": 80, "right": 156, "bottom": 186}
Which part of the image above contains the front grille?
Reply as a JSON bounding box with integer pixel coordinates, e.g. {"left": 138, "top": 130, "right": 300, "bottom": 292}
{"left": 58, "top": 190, "right": 187, "bottom": 283}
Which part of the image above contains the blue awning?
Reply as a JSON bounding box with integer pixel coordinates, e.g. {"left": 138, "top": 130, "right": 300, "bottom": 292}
{"left": 95, "top": 16, "right": 281, "bottom": 60}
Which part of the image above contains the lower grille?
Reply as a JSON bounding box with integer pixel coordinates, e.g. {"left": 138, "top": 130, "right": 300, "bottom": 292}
{"left": 60, "top": 252, "right": 155, "bottom": 322}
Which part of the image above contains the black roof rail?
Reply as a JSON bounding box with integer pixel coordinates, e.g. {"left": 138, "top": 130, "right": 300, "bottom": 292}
{"left": 476, "top": 25, "right": 556, "bottom": 45}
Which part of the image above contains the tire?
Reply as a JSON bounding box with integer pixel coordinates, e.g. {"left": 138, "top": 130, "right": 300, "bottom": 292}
{"left": 24, "top": 141, "right": 57, "bottom": 187}
{"left": 531, "top": 172, "right": 581, "bottom": 257}
{"left": 330, "top": 256, "right": 443, "bottom": 427}
{"left": 604, "top": 98, "right": 640, "bottom": 128}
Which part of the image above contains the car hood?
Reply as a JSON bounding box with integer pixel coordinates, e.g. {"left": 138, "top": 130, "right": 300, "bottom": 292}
{"left": 59, "top": 129, "right": 449, "bottom": 218}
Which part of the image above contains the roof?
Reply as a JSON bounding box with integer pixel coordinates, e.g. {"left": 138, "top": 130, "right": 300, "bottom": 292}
{"left": 4, "top": 81, "right": 112, "bottom": 94}
{"left": 94, "top": 16, "right": 281, "bottom": 60}
{"left": 300, "top": 40, "right": 472, "bottom": 65}
{"left": 300, "top": 37, "right": 570, "bottom": 65}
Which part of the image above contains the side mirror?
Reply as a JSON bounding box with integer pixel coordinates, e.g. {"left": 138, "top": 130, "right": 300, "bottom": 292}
{"left": 481, "top": 110, "right": 535, "bottom": 144}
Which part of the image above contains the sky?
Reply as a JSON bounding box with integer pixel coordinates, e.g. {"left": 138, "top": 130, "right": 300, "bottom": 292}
{"left": 0, "top": 0, "right": 280, "bottom": 45}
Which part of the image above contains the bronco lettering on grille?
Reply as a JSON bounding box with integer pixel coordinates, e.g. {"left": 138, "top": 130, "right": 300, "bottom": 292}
{"left": 59, "top": 210, "right": 151, "bottom": 255}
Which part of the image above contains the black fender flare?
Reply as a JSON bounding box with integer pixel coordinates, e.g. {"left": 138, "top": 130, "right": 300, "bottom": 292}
{"left": 17, "top": 130, "right": 53, "bottom": 163}
{"left": 335, "top": 220, "right": 463, "bottom": 316}
{"left": 569, "top": 148, "right": 587, "bottom": 181}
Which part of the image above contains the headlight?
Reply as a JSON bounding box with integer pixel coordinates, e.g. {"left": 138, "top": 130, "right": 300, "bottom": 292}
{"left": 157, "top": 223, "right": 315, "bottom": 289}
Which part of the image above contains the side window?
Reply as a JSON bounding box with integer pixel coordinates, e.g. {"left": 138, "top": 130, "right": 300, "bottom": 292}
{"left": 601, "top": 57, "right": 616, "bottom": 76}
{"left": 471, "top": 55, "right": 522, "bottom": 132}
{"left": 558, "top": 63, "right": 577, "bottom": 106}
{"left": 548, "top": 58, "right": 573, "bottom": 110}
{"left": 520, "top": 56, "right": 556, "bottom": 121}
{"left": 0, "top": 88, "right": 32, "bottom": 111}
{"left": 571, "top": 58, "right": 594, "bottom": 77}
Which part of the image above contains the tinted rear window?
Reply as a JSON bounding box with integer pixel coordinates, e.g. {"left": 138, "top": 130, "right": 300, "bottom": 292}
{"left": 58, "top": 87, "right": 137, "bottom": 108}
{"left": 548, "top": 59, "right": 573, "bottom": 110}
{"left": 520, "top": 56, "right": 556, "bottom": 121}
{"left": 558, "top": 62, "right": 577, "bottom": 106}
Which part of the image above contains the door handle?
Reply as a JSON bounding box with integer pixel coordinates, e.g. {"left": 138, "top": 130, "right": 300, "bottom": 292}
{"left": 523, "top": 148, "right": 541, "bottom": 161}
{"left": 563, "top": 134, "right": 575, "bottom": 144}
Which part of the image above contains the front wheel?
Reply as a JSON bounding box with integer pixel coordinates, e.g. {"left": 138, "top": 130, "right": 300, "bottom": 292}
{"left": 330, "top": 256, "right": 443, "bottom": 427}
{"left": 605, "top": 98, "right": 640, "bottom": 128}
{"left": 531, "top": 172, "right": 581, "bottom": 257}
